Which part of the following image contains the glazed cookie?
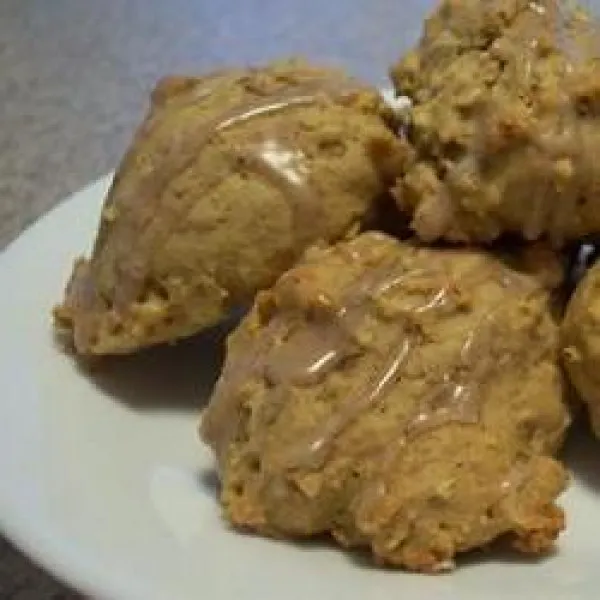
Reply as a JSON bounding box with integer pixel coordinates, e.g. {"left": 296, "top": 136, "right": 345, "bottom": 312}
{"left": 55, "top": 60, "right": 400, "bottom": 355}
{"left": 202, "top": 232, "right": 570, "bottom": 572}
{"left": 389, "top": 0, "right": 600, "bottom": 244}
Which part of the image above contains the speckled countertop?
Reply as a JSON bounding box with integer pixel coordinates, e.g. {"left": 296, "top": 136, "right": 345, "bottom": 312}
{"left": 0, "top": 0, "right": 430, "bottom": 596}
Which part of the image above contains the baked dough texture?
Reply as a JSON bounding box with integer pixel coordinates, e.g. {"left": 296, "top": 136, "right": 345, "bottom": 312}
{"left": 390, "top": 0, "right": 600, "bottom": 244}
{"left": 562, "top": 258, "right": 600, "bottom": 436}
{"left": 202, "top": 231, "right": 569, "bottom": 572}
{"left": 55, "top": 61, "right": 399, "bottom": 355}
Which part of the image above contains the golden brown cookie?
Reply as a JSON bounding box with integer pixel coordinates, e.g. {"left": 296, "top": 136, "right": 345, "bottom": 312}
{"left": 562, "top": 257, "right": 600, "bottom": 435}
{"left": 202, "top": 232, "right": 570, "bottom": 572}
{"left": 389, "top": 0, "right": 600, "bottom": 245}
{"left": 55, "top": 60, "right": 400, "bottom": 355}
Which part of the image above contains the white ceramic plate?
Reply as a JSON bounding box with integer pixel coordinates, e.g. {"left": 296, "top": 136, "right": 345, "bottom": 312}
{"left": 1, "top": 175, "right": 600, "bottom": 600}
